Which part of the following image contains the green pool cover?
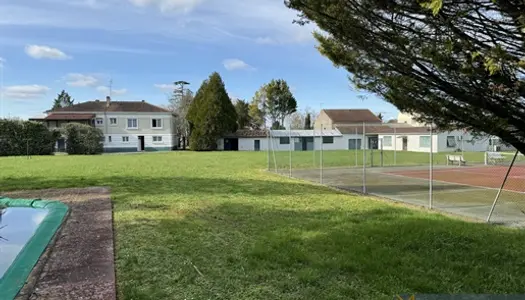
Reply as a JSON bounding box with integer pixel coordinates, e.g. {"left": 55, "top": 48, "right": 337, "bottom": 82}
{"left": 0, "top": 197, "right": 69, "bottom": 300}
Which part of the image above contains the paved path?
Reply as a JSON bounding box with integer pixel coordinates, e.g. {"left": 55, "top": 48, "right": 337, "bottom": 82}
{"left": 5, "top": 187, "right": 116, "bottom": 300}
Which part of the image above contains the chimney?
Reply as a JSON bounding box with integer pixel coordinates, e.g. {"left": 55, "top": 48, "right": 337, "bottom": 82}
{"left": 106, "top": 96, "right": 111, "bottom": 107}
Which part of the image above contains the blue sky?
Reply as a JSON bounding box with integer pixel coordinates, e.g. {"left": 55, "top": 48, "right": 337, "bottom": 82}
{"left": 0, "top": 0, "right": 400, "bottom": 120}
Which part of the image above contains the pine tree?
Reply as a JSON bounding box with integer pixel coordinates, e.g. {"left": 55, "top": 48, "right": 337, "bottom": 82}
{"left": 52, "top": 90, "right": 74, "bottom": 110}
{"left": 187, "top": 72, "right": 238, "bottom": 150}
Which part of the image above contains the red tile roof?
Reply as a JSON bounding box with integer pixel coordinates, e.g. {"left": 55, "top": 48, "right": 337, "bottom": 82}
{"left": 49, "top": 100, "right": 170, "bottom": 113}
{"left": 31, "top": 113, "right": 96, "bottom": 121}
{"left": 323, "top": 109, "right": 382, "bottom": 123}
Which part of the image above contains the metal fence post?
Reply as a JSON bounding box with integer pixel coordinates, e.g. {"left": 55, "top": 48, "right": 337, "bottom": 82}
{"left": 362, "top": 122, "right": 367, "bottom": 193}
{"left": 355, "top": 127, "right": 358, "bottom": 167}
{"left": 320, "top": 124, "right": 323, "bottom": 184}
{"left": 394, "top": 127, "right": 397, "bottom": 166}
{"left": 487, "top": 150, "right": 519, "bottom": 222}
{"left": 267, "top": 128, "right": 270, "bottom": 171}
{"left": 429, "top": 125, "right": 433, "bottom": 209}
{"left": 289, "top": 127, "right": 292, "bottom": 178}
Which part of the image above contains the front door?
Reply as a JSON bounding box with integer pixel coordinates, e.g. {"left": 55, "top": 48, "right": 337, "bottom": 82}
{"left": 254, "top": 140, "right": 260, "bottom": 151}
{"left": 138, "top": 136, "right": 145, "bottom": 151}
{"left": 368, "top": 137, "right": 379, "bottom": 149}
{"left": 402, "top": 137, "right": 408, "bottom": 151}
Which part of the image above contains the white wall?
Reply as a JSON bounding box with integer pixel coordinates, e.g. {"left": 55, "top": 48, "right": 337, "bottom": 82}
{"left": 239, "top": 138, "right": 267, "bottom": 151}
{"left": 436, "top": 131, "right": 490, "bottom": 152}
{"left": 103, "top": 133, "right": 176, "bottom": 150}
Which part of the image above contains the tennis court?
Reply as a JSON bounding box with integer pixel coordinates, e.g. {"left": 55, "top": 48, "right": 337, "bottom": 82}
{"left": 290, "top": 163, "right": 525, "bottom": 226}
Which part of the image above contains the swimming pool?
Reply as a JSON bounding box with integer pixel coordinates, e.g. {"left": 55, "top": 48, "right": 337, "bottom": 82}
{"left": 0, "top": 198, "right": 68, "bottom": 300}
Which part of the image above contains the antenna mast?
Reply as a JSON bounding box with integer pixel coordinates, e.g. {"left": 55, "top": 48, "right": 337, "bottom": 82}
{"left": 109, "top": 78, "right": 113, "bottom": 98}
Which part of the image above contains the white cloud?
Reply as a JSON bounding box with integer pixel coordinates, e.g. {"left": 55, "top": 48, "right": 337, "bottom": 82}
{"left": 96, "top": 86, "right": 127, "bottom": 95}
{"left": 129, "top": 0, "right": 203, "bottom": 13}
{"left": 64, "top": 73, "right": 99, "bottom": 87}
{"left": 25, "top": 45, "right": 71, "bottom": 60}
{"left": 0, "top": 2, "right": 316, "bottom": 45}
{"left": 223, "top": 58, "right": 255, "bottom": 71}
{"left": 3, "top": 85, "right": 51, "bottom": 99}
{"left": 154, "top": 83, "right": 175, "bottom": 91}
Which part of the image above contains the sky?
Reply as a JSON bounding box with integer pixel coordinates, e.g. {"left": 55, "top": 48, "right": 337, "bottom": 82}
{"left": 0, "top": 0, "right": 400, "bottom": 120}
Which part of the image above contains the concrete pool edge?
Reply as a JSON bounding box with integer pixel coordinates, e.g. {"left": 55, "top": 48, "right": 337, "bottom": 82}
{"left": 0, "top": 197, "right": 69, "bottom": 300}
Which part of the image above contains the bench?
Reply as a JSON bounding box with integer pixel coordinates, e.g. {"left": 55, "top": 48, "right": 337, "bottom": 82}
{"left": 446, "top": 154, "right": 467, "bottom": 166}
{"left": 486, "top": 152, "right": 505, "bottom": 165}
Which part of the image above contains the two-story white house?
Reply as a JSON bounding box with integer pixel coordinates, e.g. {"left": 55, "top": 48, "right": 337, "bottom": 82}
{"left": 30, "top": 97, "right": 178, "bottom": 153}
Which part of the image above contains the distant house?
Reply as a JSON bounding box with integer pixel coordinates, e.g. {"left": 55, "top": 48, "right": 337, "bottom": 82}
{"left": 314, "top": 109, "right": 382, "bottom": 130}
{"left": 29, "top": 97, "right": 178, "bottom": 153}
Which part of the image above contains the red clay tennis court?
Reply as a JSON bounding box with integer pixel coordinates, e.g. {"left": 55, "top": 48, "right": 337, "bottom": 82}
{"left": 385, "top": 165, "right": 525, "bottom": 193}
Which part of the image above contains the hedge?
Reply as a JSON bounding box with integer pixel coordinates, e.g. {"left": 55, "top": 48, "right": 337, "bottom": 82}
{"left": 0, "top": 119, "right": 59, "bottom": 156}
{"left": 62, "top": 123, "right": 104, "bottom": 155}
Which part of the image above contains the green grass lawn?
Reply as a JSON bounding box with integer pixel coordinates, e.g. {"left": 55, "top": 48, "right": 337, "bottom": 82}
{"left": 1, "top": 151, "right": 525, "bottom": 299}
{"left": 270, "top": 150, "right": 488, "bottom": 170}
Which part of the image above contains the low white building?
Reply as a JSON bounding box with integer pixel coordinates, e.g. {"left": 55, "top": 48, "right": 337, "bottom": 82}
{"left": 217, "top": 129, "right": 343, "bottom": 151}
{"left": 219, "top": 126, "right": 498, "bottom": 153}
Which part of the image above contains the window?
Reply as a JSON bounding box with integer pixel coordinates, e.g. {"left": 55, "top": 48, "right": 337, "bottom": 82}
{"left": 383, "top": 136, "right": 392, "bottom": 147}
{"left": 323, "top": 136, "right": 334, "bottom": 144}
{"left": 280, "top": 137, "right": 290, "bottom": 144}
{"left": 446, "top": 136, "right": 457, "bottom": 148}
{"left": 110, "top": 118, "right": 117, "bottom": 125}
{"left": 127, "top": 118, "right": 138, "bottom": 129}
{"left": 419, "top": 136, "right": 431, "bottom": 148}
{"left": 100, "top": 136, "right": 105, "bottom": 142}
{"left": 95, "top": 118, "right": 103, "bottom": 125}
{"left": 152, "top": 118, "right": 162, "bottom": 128}
{"left": 153, "top": 136, "right": 163, "bottom": 142}
{"left": 108, "top": 136, "right": 112, "bottom": 143}
{"left": 122, "top": 136, "right": 130, "bottom": 142}
{"left": 348, "top": 138, "right": 362, "bottom": 150}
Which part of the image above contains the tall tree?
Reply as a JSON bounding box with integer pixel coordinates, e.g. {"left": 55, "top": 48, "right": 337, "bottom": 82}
{"left": 52, "top": 90, "right": 74, "bottom": 110}
{"left": 234, "top": 99, "right": 251, "bottom": 129}
{"left": 186, "top": 72, "right": 238, "bottom": 150}
{"left": 286, "top": 0, "right": 525, "bottom": 153}
{"left": 289, "top": 111, "right": 305, "bottom": 129}
{"left": 249, "top": 89, "right": 266, "bottom": 129}
{"left": 304, "top": 113, "right": 312, "bottom": 129}
{"left": 265, "top": 79, "right": 297, "bottom": 126}
{"left": 169, "top": 86, "right": 193, "bottom": 149}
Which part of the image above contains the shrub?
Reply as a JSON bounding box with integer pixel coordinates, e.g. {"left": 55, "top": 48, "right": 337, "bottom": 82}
{"left": 0, "top": 119, "right": 58, "bottom": 156}
{"left": 62, "top": 123, "right": 104, "bottom": 155}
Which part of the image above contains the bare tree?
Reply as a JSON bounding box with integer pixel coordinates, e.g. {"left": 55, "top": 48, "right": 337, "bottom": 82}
{"left": 168, "top": 81, "right": 192, "bottom": 149}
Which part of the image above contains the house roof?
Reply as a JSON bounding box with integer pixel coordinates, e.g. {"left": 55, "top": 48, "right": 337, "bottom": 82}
{"left": 270, "top": 129, "right": 342, "bottom": 137}
{"left": 225, "top": 129, "right": 269, "bottom": 138}
{"left": 323, "top": 109, "right": 382, "bottom": 123}
{"left": 30, "top": 113, "right": 96, "bottom": 121}
{"left": 336, "top": 125, "right": 430, "bottom": 135}
{"left": 49, "top": 100, "right": 171, "bottom": 113}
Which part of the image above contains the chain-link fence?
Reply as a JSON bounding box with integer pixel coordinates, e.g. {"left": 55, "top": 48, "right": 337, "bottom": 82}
{"left": 268, "top": 124, "right": 525, "bottom": 226}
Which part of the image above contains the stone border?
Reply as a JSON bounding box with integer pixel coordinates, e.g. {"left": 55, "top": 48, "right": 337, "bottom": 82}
{"left": 3, "top": 187, "right": 116, "bottom": 300}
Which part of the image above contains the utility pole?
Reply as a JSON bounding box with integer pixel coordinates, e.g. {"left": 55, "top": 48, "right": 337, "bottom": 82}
{"left": 174, "top": 80, "right": 190, "bottom": 150}
{"left": 109, "top": 78, "right": 113, "bottom": 98}
{"left": 174, "top": 80, "right": 189, "bottom": 98}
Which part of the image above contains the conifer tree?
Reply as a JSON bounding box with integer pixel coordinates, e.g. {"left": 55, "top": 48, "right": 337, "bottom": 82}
{"left": 187, "top": 72, "right": 238, "bottom": 150}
